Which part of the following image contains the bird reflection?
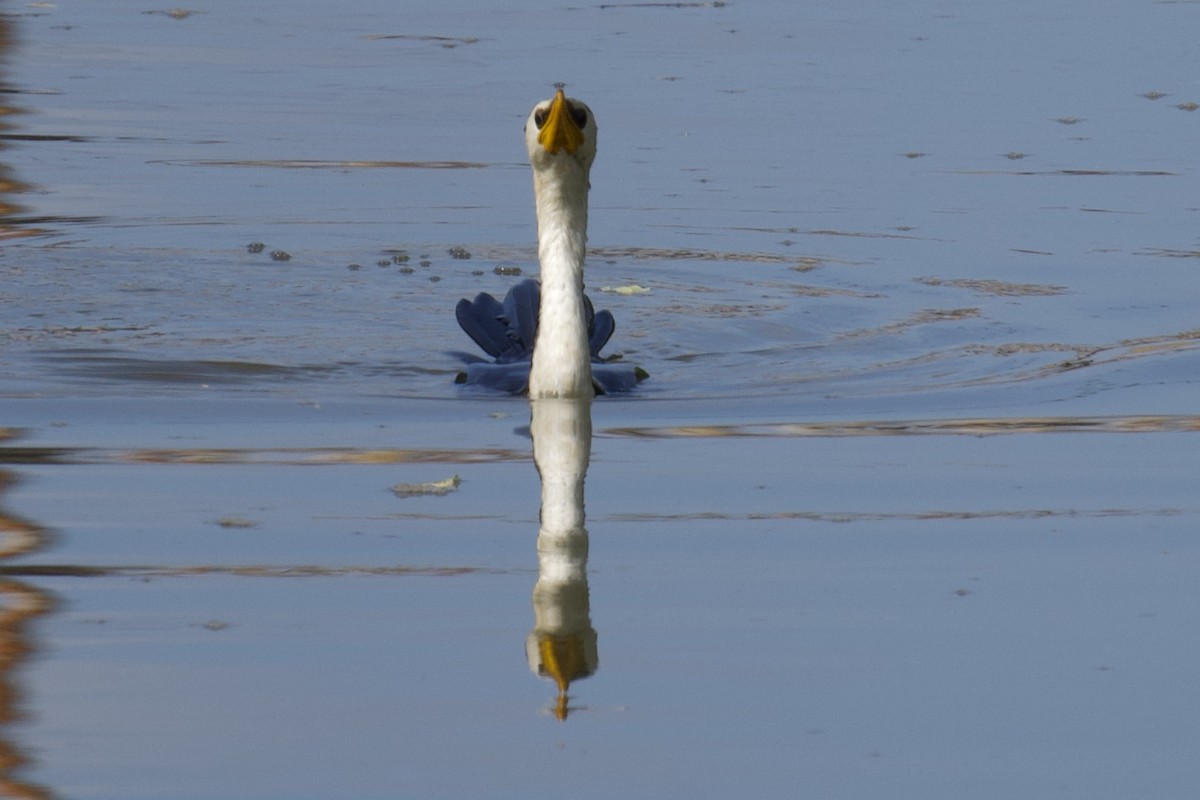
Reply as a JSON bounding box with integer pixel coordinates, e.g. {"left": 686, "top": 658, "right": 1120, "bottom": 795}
{"left": 525, "top": 398, "right": 598, "bottom": 720}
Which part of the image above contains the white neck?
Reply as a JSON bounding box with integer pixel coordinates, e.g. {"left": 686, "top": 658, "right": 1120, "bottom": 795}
{"left": 528, "top": 159, "right": 593, "bottom": 398}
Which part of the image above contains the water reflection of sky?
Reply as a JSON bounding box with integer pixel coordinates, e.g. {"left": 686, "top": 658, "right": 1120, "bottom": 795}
{"left": 0, "top": 3, "right": 1196, "bottom": 412}
{"left": 1, "top": 2, "right": 1199, "bottom": 798}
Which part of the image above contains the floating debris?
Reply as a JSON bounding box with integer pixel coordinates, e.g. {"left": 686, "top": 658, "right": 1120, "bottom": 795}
{"left": 599, "top": 284, "right": 651, "bottom": 295}
{"left": 144, "top": 8, "right": 199, "bottom": 19}
{"left": 1136, "top": 248, "right": 1200, "bottom": 259}
{"left": 448, "top": 246, "right": 471, "bottom": 259}
{"left": 269, "top": 250, "right": 291, "bottom": 262}
{"left": 1176, "top": 102, "right": 1198, "bottom": 112}
{"left": 600, "top": 2, "right": 727, "bottom": 8}
{"left": 156, "top": 158, "right": 489, "bottom": 170}
{"left": 604, "top": 415, "right": 1200, "bottom": 440}
{"left": 1142, "top": 90, "right": 1168, "bottom": 100}
{"left": 0, "top": 563, "right": 507, "bottom": 579}
{"left": 247, "top": 242, "right": 265, "bottom": 253}
{"left": 947, "top": 168, "right": 1175, "bottom": 177}
{"left": 202, "top": 619, "right": 229, "bottom": 631}
{"left": 494, "top": 263, "right": 523, "bottom": 276}
{"left": 914, "top": 276, "right": 1068, "bottom": 296}
{"left": 362, "top": 34, "right": 482, "bottom": 49}
{"left": 789, "top": 257, "right": 825, "bottom": 273}
{"left": 216, "top": 517, "right": 258, "bottom": 529}
{"left": 390, "top": 475, "right": 461, "bottom": 498}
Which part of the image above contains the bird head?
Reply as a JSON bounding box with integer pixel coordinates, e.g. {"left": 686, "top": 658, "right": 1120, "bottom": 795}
{"left": 525, "top": 86, "right": 597, "bottom": 175}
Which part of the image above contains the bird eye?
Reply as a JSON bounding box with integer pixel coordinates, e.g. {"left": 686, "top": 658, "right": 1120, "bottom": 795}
{"left": 568, "top": 105, "right": 588, "bottom": 128}
{"left": 534, "top": 108, "right": 548, "bottom": 129}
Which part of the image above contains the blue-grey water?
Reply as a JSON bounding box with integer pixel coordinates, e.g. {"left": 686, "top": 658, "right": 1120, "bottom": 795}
{"left": 2, "top": 2, "right": 1199, "bottom": 798}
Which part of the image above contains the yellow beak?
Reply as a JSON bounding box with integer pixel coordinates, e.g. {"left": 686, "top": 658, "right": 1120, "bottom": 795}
{"left": 537, "top": 88, "right": 584, "bottom": 156}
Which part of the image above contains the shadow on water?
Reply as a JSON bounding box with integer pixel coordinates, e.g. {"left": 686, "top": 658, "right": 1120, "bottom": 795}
{"left": 36, "top": 352, "right": 326, "bottom": 387}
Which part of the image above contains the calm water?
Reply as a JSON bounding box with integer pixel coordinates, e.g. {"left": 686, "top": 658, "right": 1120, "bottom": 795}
{"left": 2, "top": 2, "right": 1199, "bottom": 798}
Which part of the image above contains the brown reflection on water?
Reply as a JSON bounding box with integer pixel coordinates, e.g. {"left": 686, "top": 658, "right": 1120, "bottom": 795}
{"left": 0, "top": 444, "right": 527, "bottom": 467}
{"left": 0, "top": 16, "right": 47, "bottom": 242}
{"left": 0, "top": 16, "right": 75, "bottom": 239}
{"left": 0, "top": 469, "right": 57, "bottom": 800}
{"left": 605, "top": 414, "right": 1200, "bottom": 439}
{"left": 0, "top": 564, "right": 506, "bottom": 580}
{"left": 526, "top": 399, "right": 598, "bottom": 721}
{"left": 0, "top": 471, "right": 51, "bottom": 561}
{"left": 912, "top": 277, "right": 1069, "bottom": 297}
{"left": 1, "top": 15, "right": 27, "bottom": 240}
{"left": 609, "top": 507, "right": 1193, "bottom": 524}
{"left": 946, "top": 168, "right": 1177, "bottom": 177}
{"left": 1136, "top": 248, "right": 1200, "bottom": 259}
{"left": 148, "top": 158, "right": 491, "bottom": 170}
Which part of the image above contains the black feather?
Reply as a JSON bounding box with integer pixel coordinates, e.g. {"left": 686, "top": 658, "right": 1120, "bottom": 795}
{"left": 502, "top": 280, "right": 540, "bottom": 357}
{"left": 455, "top": 293, "right": 509, "bottom": 359}
{"left": 589, "top": 309, "right": 616, "bottom": 357}
{"left": 453, "top": 278, "right": 646, "bottom": 395}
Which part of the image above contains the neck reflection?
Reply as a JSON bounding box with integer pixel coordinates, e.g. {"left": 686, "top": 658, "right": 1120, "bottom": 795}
{"left": 525, "top": 398, "right": 598, "bottom": 721}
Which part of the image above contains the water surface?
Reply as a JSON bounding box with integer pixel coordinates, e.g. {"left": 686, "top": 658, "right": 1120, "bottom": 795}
{"left": 1, "top": 2, "right": 1199, "bottom": 798}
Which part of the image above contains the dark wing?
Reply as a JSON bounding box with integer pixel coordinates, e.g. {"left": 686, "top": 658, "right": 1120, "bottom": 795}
{"left": 455, "top": 279, "right": 542, "bottom": 363}
{"left": 454, "top": 278, "right": 646, "bottom": 394}
{"left": 589, "top": 309, "right": 616, "bottom": 358}
{"left": 500, "top": 279, "right": 540, "bottom": 359}
{"left": 455, "top": 362, "right": 532, "bottom": 394}
{"left": 591, "top": 363, "right": 649, "bottom": 395}
{"left": 455, "top": 292, "right": 510, "bottom": 359}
